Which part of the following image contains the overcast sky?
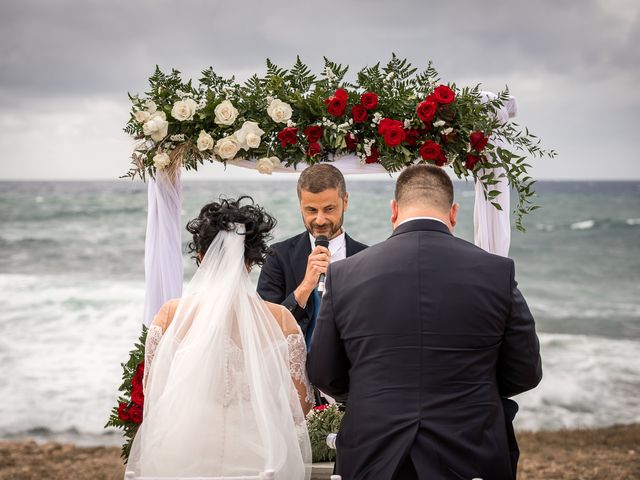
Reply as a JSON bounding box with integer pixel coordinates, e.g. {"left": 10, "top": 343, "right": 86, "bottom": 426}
{"left": 0, "top": 0, "right": 638, "bottom": 181}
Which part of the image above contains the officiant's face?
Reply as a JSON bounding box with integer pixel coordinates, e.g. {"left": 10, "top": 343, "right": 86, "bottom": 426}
{"left": 299, "top": 188, "right": 348, "bottom": 240}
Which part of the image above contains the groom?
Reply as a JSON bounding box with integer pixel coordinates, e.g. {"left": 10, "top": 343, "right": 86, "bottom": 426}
{"left": 308, "top": 165, "right": 542, "bottom": 480}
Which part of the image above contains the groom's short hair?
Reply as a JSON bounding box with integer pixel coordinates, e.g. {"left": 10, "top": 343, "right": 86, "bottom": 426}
{"left": 297, "top": 164, "right": 346, "bottom": 198}
{"left": 395, "top": 165, "right": 454, "bottom": 212}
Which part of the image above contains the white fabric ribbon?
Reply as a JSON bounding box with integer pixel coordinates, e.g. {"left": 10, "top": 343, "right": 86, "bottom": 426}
{"left": 143, "top": 169, "right": 183, "bottom": 326}
{"left": 473, "top": 92, "right": 517, "bottom": 257}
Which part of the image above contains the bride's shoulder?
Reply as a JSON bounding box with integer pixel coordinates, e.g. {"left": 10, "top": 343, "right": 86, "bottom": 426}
{"left": 152, "top": 298, "right": 181, "bottom": 333}
{"left": 263, "top": 302, "right": 301, "bottom": 337}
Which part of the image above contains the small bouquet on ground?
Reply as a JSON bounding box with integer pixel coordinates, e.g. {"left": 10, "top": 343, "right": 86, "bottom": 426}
{"left": 105, "top": 325, "right": 147, "bottom": 462}
{"left": 306, "top": 404, "right": 344, "bottom": 462}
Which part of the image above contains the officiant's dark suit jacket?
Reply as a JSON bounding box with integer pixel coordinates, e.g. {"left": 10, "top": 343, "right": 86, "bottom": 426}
{"left": 308, "top": 219, "right": 542, "bottom": 480}
{"left": 257, "top": 231, "right": 367, "bottom": 336}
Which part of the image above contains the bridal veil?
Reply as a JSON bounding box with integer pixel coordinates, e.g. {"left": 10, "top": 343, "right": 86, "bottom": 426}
{"left": 126, "top": 225, "right": 311, "bottom": 479}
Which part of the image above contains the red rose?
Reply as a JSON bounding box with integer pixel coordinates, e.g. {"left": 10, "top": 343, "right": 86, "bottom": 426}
{"left": 433, "top": 85, "right": 455, "bottom": 104}
{"left": 360, "top": 92, "right": 379, "bottom": 110}
{"left": 419, "top": 140, "right": 442, "bottom": 161}
{"left": 345, "top": 133, "right": 359, "bottom": 151}
{"left": 324, "top": 89, "right": 348, "bottom": 117}
{"left": 277, "top": 127, "right": 298, "bottom": 148}
{"left": 351, "top": 105, "right": 368, "bottom": 124}
{"left": 306, "top": 142, "right": 322, "bottom": 157}
{"left": 377, "top": 118, "right": 403, "bottom": 136}
{"left": 404, "top": 128, "right": 421, "bottom": 146}
{"left": 384, "top": 126, "right": 406, "bottom": 147}
{"left": 304, "top": 125, "right": 323, "bottom": 143}
{"left": 129, "top": 404, "right": 143, "bottom": 425}
{"left": 314, "top": 405, "right": 328, "bottom": 412}
{"left": 469, "top": 131, "right": 489, "bottom": 152}
{"left": 132, "top": 370, "right": 143, "bottom": 388}
{"left": 465, "top": 154, "right": 482, "bottom": 170}
{"left": 131, "top": 384, "right": 144, "bottom": 406}
{"left": 365, "top": 146, "right": 380, "bottom": 164}
{"left": 435, "top": 151, "right": 447, "bottom": 167}
{"left": 416, "top": 100, "right": 437, "bottom": 123}
{"left": 117, "top": 402, "right": 130, "bottom": 422}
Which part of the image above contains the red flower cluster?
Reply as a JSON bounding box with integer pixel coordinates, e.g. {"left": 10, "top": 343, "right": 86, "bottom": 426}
{"left": 416, "top": 85, "right": 455, "bottom": 124}
{"left": 277, "top": 127, "right": 298, "bottom": 148}
{"left": 313, "top": 404, "right": 329, "bottom": 412}
{"left": 378, "top": 118, "right": 406, "bottom": 147}
{"left": 324, "top": 88, "right": 349, "bottom": 116}
{"left": 117, "top": 361, "right": 145, "bottom": 425}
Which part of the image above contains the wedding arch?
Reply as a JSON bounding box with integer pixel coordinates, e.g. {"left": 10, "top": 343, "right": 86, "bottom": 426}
{"left": 123, "top": 56, "right": 555, "bottom": 326}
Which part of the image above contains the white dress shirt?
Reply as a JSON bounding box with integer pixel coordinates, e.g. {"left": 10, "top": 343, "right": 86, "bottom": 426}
{"left": 308, "top": 231, "right": 347, "bottom": 263}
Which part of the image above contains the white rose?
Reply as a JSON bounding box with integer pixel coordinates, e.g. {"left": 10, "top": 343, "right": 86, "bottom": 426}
{"left": 234, "top": 121, "right": 265, "bottom": 150}
{"left": 256, "top": 157, "right": 275, "bottom": 175}
{"left": 143, "top": 112, "right": 169, "bottom": 142}
{"left": 134, "top": 110, "right": 151, "bottom": 123}
{"left": 145, "top": 100, "right": 157, "bottom": 113}
{"left": 153, "top": 152, "right": 171, "bottom": 170}
{"left": 267, "top": 99, "right": 293, "bottom": 124}
{"left": 171, "top": 98, "right": 198, "bottom": 121}
{"left": 269, "top": 156, "right": 281, "bottom": 168}
{"left": 214, "top": 100, "right": 239, "bottom": 126}
{"left": 197, "top": 130, "right": 215, "bottom": 151}
{"left": 214, "top": 136, "right": 240, "bottom": 160}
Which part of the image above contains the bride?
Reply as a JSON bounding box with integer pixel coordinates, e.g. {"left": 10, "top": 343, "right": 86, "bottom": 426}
{"left": 125, "top": 196, "right": 313, "bottom": 479}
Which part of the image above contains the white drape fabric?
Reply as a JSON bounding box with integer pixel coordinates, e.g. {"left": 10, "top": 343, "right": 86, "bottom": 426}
{"left": 473, "top": 92, "right": 517, "bottom": 257}
{"left": 127, "top": 226, "right": 311, "bottom": 479}
{"left": 143, "top": 169, "right": 183, "bottom": 327}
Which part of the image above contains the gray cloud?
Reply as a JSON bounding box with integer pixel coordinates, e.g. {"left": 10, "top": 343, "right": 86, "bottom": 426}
{"left": 0, "top": 0, "right": 638, "bottom": 179}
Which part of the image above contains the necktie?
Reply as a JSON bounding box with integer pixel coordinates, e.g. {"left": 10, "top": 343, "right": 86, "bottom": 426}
{"left": 306, "top": 287, "right": 321, "bottom": 351}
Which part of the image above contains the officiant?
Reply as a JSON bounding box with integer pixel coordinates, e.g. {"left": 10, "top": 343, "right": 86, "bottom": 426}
{"left": 257, "top": 164, "right": 367, "bottom": 347}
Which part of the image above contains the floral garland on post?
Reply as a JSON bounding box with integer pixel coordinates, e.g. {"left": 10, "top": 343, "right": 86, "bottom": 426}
{"left": 105, "top": 325, "right": 147, "bottom": 462}
{"left": 124, "top": 55, "right": 555, "bottom": 230}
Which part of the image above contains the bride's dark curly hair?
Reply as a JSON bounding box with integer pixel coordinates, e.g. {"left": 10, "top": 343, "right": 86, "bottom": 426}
{"left": 186, "top": 196, "right": 277, "bottom": 267}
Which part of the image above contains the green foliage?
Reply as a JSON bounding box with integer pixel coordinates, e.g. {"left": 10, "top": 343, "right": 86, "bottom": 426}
{"left": 104, "top": 325, "right": 147, "bottom": 462}
{"left": 123, "top": 56, "right": 557, "bottom": 228}
{"left": 306, "top": 405, "right": 344, "bottom": 462}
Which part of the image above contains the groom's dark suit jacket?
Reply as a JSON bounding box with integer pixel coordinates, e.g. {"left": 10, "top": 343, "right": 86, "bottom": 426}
{"left": 257, "top": 231, "right": 368, "bottom": 336}
{"left": 308, "top": 219, "right": 542, "bottom": 480}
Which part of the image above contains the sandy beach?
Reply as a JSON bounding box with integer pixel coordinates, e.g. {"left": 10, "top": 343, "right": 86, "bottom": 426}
{"left": 0, "top": 424, "right": 638, "bottom": 480}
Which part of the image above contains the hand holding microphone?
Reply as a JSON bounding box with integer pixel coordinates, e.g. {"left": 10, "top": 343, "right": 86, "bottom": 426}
{"left": 314, "top": 235, "right": 330, "bottom": 296}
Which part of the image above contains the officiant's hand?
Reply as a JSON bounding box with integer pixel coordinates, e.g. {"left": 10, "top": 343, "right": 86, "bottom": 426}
{"left": 294, "top": 246, "right": 330, "bottom": 308}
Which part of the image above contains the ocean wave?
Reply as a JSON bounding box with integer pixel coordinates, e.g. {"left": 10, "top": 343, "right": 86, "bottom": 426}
{"left": 626, "top": 218, "right": 640, "bottom": 226}
{"left": 570, "top": 219, "right": 595, "bottom": 230}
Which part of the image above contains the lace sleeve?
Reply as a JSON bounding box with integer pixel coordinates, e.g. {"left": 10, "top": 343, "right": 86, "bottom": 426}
{"left": 143, "top": 325, "right": 163, "bottom": 394}
{"left": 287, "top": 333, "right": 315, "bottom": 414}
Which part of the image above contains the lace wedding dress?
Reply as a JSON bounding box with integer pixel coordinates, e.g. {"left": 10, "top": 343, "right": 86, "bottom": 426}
{"left": 125, "top": 226, "right": 312, "bottom": 479}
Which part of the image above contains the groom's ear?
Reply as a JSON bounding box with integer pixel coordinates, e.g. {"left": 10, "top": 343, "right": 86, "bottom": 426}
{"left": 449, "top": 203, "right": 459, "bottom": 229}
{"left": 343, "top": 191, "right": 349, "bottom": 211}
{"left": 390, "top": 199, "right": 399, "bottom": 224}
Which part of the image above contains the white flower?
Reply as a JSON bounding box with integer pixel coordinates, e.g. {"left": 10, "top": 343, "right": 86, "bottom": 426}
{"left": 197, "top": 130, "right": 215, "bottom": 151}
{"left": 443, "top": 127, "right": 454, "bottom": 136}
{"left": 145, "top": 100, "right": 157, "bottom": 113}
{"left": 171, "top": 98, "right": 198, "bottom": 121}
{"left": 404, "top": 119, "right": 412, "bottom": 129}
{"left": 269, "top": 156, "right": 281, "bottom": 168}
{"left": 256, "top": 157, "right": 275, "bottom": 175}
{"left": 143, "top": 112, "right": 169, "bottom": 142}
{"left": 214, "top": 100, "right": 239, "bottom": 126}
{"left": 153, "top": 152, "right": 171, "bottom": 170}
{"left": 234, "top": 121, "right": 265, "bottom": 150}
{"left": 134, "top": 110, "right": 151, "bottom": 123}
{"left": 267, "top": 99, "right": 293, "bottom": 124}
{"left": 372, "top": 112, "right": 383, "bottom": 125}
{"left": 170, "top": 134, "right": 185, "bottom": 142}
{"left": 214, "top": 135, "right": 240, "bottom": 159}
{"left": 433, "top": 120, "right": 446, "bottom": 128}
{"left": 266, "top": 95, "right": 274, "bottom": 104}
{"left": 286, "top": 119, "right": 297, "bottom": 128}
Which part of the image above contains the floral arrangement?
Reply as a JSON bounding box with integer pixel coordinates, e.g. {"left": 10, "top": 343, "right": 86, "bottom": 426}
{"left": 105, "top": 325, "right": 147, "bottom": 462}
{"left": 124, "top": 55, "right": 555, "bottom": 230}
{"left": 306, "top": 404, "right": 344, "bottom": 462}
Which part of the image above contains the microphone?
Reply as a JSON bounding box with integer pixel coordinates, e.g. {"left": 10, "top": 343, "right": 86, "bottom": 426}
{"left": 314, "top": 235, "right": 329, "bottom": 296}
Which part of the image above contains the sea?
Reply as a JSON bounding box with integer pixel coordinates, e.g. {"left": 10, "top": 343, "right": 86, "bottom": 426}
{"left": 0, "top": 179, "right": 639, "bottom": 446}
